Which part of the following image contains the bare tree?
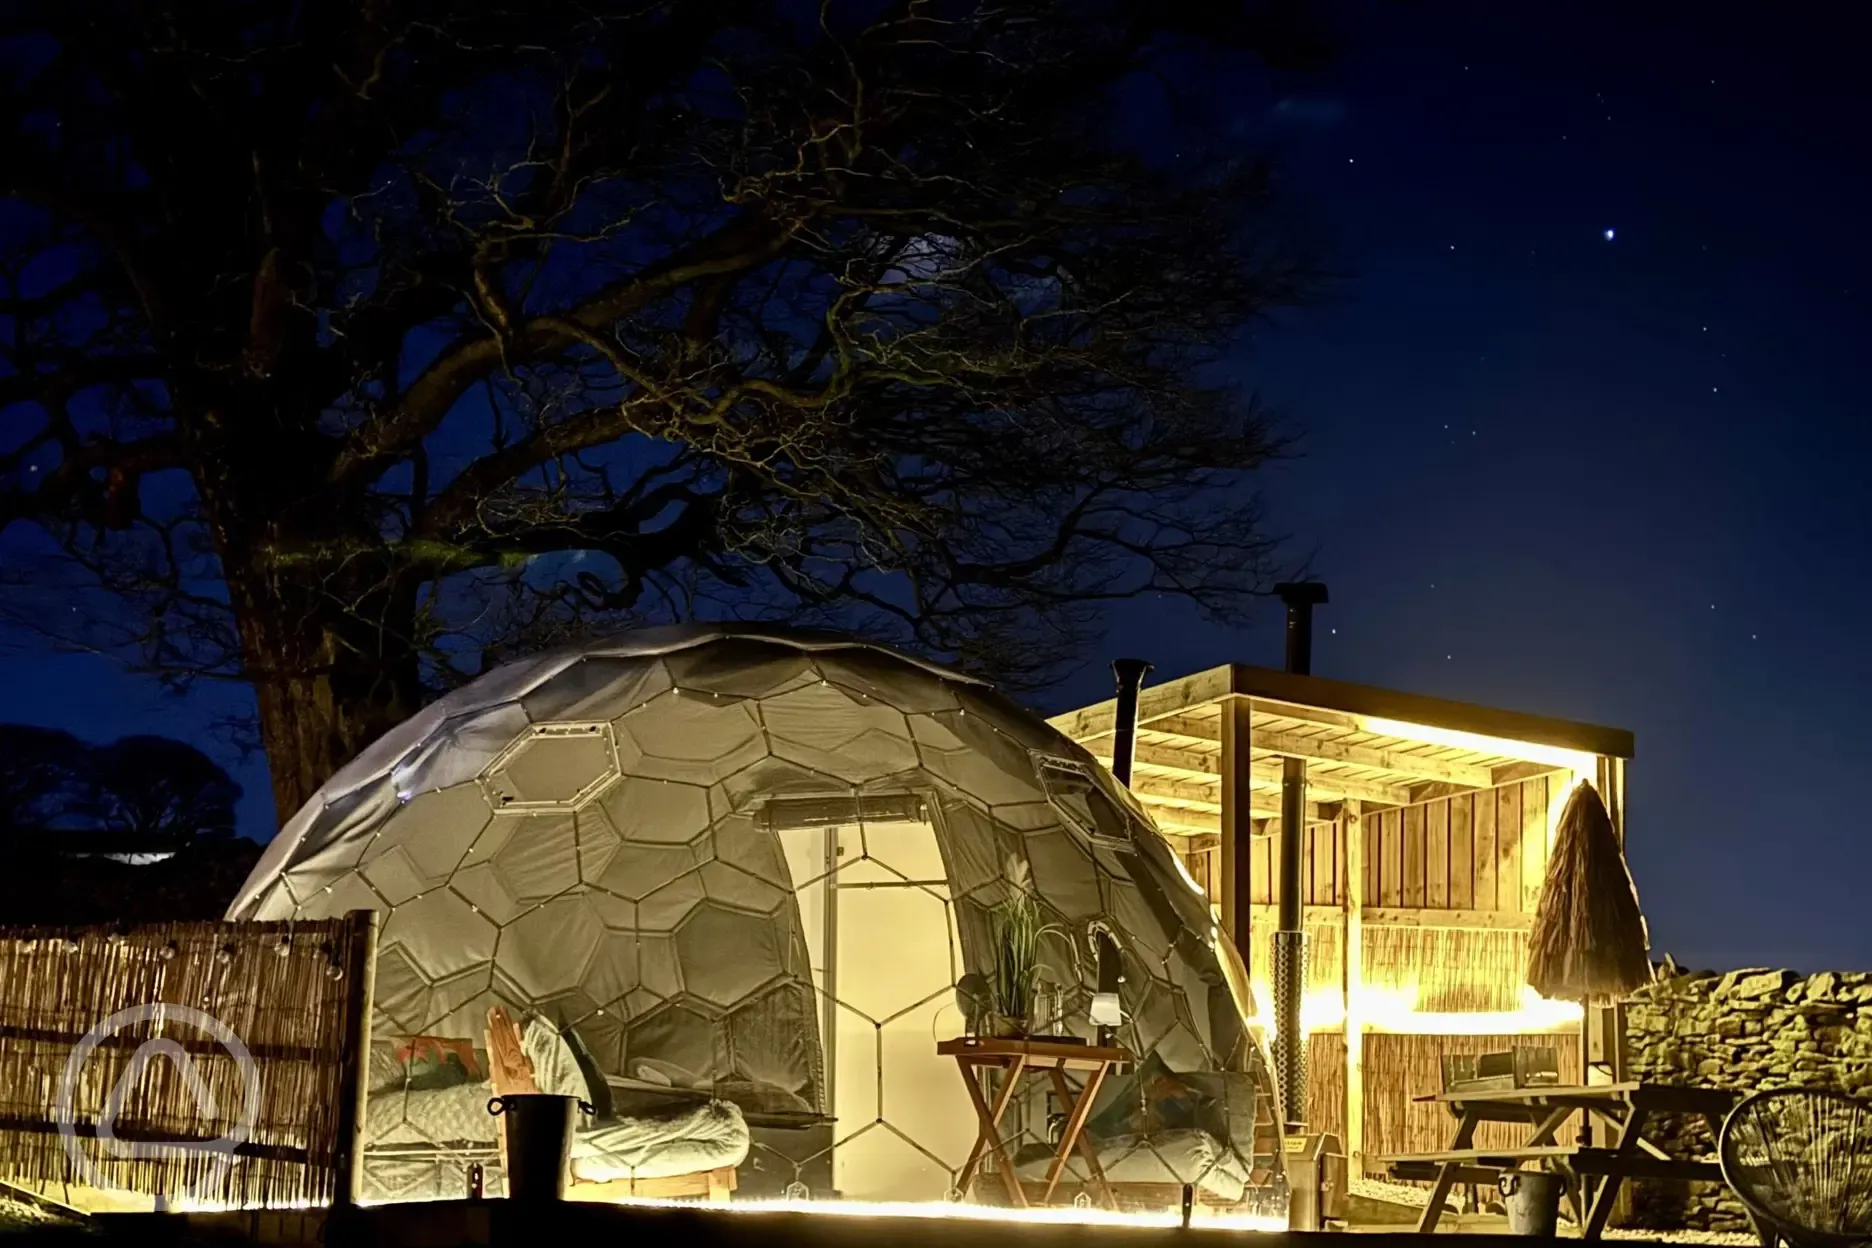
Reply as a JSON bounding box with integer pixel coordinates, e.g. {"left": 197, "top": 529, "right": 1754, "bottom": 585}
{"left": 0, "top": 1, "right": 1328, "bottom": 824}
{"left": 0, "top": 724, "right": 90, "bottom": 841}
{"left": 91, "top": 735, "right": 242, "bottom": 844}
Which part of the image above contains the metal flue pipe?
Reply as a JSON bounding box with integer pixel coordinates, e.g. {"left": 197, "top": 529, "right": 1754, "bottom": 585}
{"left": 1109, "top": 659, "right": 1153, "bottom": 788}
{"left": 1272, "top": 582, "right": 1328, "bottom": 1134}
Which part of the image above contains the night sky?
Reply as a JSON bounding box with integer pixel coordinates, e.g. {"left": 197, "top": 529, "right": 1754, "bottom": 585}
{"left": 4, "top": 2, "right": 1868, "bottom": 973}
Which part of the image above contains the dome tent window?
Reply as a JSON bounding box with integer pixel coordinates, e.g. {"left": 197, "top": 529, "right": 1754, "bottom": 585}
{"left": 1037, "top": 757, "right": 1138, "bottom": 850}
{"left": 229, "top": 626, "right": 1284, "bottom": 1222}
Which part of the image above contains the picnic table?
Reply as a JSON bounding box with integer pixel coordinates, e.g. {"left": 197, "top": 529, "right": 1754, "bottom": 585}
{"left": 1379, "top": 1081, "right": 1736, "bottom": 1238}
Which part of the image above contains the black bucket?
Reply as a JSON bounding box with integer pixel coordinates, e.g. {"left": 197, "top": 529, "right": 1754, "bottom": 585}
{"left": 489, "top": 1094, "right": 589, "bottom": 1201}
{"left": 1498, "top": 1169, "right": 1564, "bottom": 1236}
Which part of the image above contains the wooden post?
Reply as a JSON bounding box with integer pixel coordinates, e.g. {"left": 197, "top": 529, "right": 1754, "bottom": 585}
{"left": 330, "top": 909, "right": 380, "bottom": 1208}
{"left": 1341, "top": 798, "right": 1364, "bottom": 1173}
{"left": 1219, "top": 697, "right": 1255, "bottom": 967}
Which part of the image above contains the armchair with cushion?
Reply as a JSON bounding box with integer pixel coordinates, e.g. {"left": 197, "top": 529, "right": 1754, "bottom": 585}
{"left": 357, "top": 1008, "right": 748, "bottom": 1203}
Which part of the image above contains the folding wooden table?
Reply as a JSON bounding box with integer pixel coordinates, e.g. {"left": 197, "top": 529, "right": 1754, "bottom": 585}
{"left": 938, "top": 1036, "right": 1130, "bottom": 1208}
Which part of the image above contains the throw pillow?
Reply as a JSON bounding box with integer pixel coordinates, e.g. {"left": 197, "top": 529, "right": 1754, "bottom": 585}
{"left": 393, "top": 1036, "right": 485, "bottom": 1090}
{"left": 1084, "top": 1050, "right": 1215, "bottom": 1141}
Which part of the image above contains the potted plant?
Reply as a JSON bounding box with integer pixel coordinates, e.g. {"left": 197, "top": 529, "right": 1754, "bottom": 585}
{"left": 985, "top": 858, "right": 1072, "bottom": 1037}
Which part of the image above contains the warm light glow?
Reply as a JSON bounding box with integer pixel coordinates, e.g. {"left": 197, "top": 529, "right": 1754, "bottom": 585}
{"left": 1249, "top": 982, "right": 1581, "bottom": 1037}
{"left": 163, "top": 1197, "right": 320, "bottom": 1214}
{"left": 298, "top": 1193, "right": 1286, "bottom": 1230}
{"left": 1546, "top": 771, "right": 1595, "bottom": 855}
{"left": 1364, "top": 986, "right": 1583, "bottom": 1036}
{"left": 1357, "top": 716, "right": 1598, "bottom": 775}
{"left": 590, "top": 1194, "right": 1285, "bottom": 1233}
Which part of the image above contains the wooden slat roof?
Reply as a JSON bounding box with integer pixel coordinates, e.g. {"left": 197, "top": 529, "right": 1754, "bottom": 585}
{"left": 1052, "top": 664, "right": 1633, "bottom": 760}
{"left": 1049, "top": 664, "right": 1631, "bottom": 837}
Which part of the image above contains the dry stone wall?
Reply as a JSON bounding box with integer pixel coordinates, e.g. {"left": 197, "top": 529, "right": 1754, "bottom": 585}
{"left": 1622, "top": 959, "right": 1872, "bottom": 1231}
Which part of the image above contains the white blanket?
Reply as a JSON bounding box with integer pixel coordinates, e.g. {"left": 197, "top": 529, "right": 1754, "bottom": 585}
{"left": 1014, "top": 1128, "right": 1254, "bottom": 1202}
{"left": 364, "top": 1084, "right": 750, "bottom": 1181}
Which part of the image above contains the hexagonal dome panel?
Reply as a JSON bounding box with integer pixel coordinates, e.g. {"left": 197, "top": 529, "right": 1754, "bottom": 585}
{"left": 496, "top": 897, "right": 604, "bottom": 1000}
{"left": 829, "top": 882, "right": 954, "bottom": 1023}
{"left": 230, "top": 625, "right": 1281, "bottom": 1216}
{"left": 1023, "top": 828, "right": 1102, "bottom": 920}
{"left": 675, "top": 905, "right": 782, "bottom": 1007}
{"left": 638, "top": 870, "right": 708, "bottom": 931}
{"left": 584, "top": 930, "right": 642, "bottom": 1007}
{"left": 381, "top": 888, "right": 498, "bottom": 981}
{"left": 664, "top": 639, "right": 817, "bottom": 700}
{"left": 484, "top": 725, "right": 618, "bottom": 808}
{"left": 576, "top": 806, "right": 624, "bottom": 883}
{"left": 357, "top": 783, "right": 492, "bottom": 887}
{"left": 520, "top": 655, "right": 668, "bottom": 722}
{"left": 761, "top": 682, "right": 919, "bottom": 783}
{"left": 488, "top": 810, "right": 582, "bottom": 905}
{"left": 597, "top": 775, "right": 711, "bottom": 845}
{"left": 448, "top": 860, "right": 524, "bottom": 926}
{"left": 594, "top": 840, "right": 707, "bottom": 902}
{"left": 699, "top": 860, "right": 787, "bottom": 914}
{"left": 613, "top": 692, "right": 765, "bottom": 786}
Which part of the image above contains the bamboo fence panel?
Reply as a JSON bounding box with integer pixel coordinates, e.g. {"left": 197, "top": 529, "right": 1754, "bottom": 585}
{"left": 1360, "top": 1032, "right": 1581, "bottom": 1173}
{"left": 0, "top": 916, "right": 370, "bottom": 1209}
{"left": 1361, "top": 925, "right": 1531, "bottom": 1013}
{"left": 1305, "top": 1032, "right": 1347, "bottom": 1142}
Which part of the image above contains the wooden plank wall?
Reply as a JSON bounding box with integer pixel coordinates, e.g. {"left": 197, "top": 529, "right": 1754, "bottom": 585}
{"left": 1359, "top": 1032, "right": 1582, "bottom": 1172}
{"left": 1208, "top": 774, "right": 1559, "bottom": 914}
{"left": 1365, "top": 776, "right": 1555, "bottom": 915}
{"left": 1246, "top": 822, "right": 1341, "bottom": 907}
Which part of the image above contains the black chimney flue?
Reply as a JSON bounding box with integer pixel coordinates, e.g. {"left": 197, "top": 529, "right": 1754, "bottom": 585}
{"left": 1271, "top": 582, "right": 1328, "bottom": 1136}
{"left": 1109, "top": 659, "right": 1152, "bottom": 788}
{"left": 1276, "top": 582, "right": 1330, "bottom": 676}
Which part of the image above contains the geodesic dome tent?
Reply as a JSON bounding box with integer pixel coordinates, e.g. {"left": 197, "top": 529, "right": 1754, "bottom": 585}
{"left": 230, "top": 626, "right": 1281, "bottom": 1210}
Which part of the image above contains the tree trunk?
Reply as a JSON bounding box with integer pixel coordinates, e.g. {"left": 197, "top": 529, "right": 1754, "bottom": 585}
{"left": 234, "top": 581, "right": 426, "bottom": 829}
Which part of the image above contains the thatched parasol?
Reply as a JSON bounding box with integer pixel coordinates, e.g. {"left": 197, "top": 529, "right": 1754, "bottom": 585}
{"left": 1527, "top": 781, "right": 1651, "bottom": 1005}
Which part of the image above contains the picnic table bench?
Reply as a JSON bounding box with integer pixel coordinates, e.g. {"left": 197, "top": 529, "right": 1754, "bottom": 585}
{"left": 1378, "top": 1081, "right": 1736, "bottom": 1237}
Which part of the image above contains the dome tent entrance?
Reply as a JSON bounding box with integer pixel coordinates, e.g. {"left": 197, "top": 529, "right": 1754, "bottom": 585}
{"left": 231, "top": 626, "right": 1282, "bottom": 1214}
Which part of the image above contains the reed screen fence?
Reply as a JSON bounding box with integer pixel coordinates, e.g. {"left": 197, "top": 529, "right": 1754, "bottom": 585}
{"left": 0, "top": 913, "right": 372, "bottom": 1209}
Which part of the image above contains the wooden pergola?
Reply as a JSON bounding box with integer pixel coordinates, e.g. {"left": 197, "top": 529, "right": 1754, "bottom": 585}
{"left": 1050, "top": 663, "right": 1636, "bottom": 1168}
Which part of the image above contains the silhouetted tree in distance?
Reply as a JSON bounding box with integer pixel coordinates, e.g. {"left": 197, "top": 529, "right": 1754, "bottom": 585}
{"left": 0, "top": 726, "right": 250, "bottom": 921}
{"left": 0, "top": 726, "right": 241, "bottom": 846}
{"left": 0, "top": 724, "right": 90, "bottom": 839}
{"left": 0, "top": 1, "right": 1333, "bottom": 823}
{"left": 90, "top": 735, "right": 241, "bottom": 844}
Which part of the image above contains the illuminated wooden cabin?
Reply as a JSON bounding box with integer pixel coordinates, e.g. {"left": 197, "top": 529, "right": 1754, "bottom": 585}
{"left": 1050, "top": 663, "right": 1634, "bottom": 1173}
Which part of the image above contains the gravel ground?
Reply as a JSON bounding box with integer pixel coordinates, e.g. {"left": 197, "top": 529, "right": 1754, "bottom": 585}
{"left": 0, "top": 1195, "right": 87, "bottom": 1236}
{"left": 1348, "top": 1177, "right": 1755, "bottom": 1244}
